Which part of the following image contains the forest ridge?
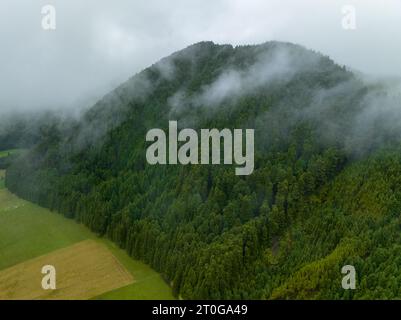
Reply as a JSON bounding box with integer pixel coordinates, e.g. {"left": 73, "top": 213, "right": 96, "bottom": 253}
{"left": 5, "top": 41, "right": 401, "bottom": 299}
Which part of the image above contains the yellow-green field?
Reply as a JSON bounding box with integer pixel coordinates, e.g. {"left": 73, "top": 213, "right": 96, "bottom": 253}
{"left": 0, "top": 240, "right": 134, "bottom": 300}
{"left": 0, "top": 169, "right": 174, "bottom": 300}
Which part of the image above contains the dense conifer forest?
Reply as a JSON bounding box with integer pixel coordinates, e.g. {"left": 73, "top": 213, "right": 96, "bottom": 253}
{"left": 5, "top": 41, "right": 401, "bottom": 299}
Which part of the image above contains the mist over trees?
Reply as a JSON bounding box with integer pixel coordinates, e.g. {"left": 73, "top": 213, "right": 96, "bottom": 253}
{"left": 0, "top": 111, "right": 60, "bottom": 150}
{"left": 5, "top": 41, "right": 401, "bottom": 299}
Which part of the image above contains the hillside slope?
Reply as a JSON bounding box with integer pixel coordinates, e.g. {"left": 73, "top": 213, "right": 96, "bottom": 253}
{"left": 6, "top": 41, "right": 401, "bottom": 299}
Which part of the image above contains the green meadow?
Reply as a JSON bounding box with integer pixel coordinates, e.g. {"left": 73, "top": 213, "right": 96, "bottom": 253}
{"left": 0, "top": 169, "right": 173, "bottom": 300}
{"left": 0, "top": 149, "right": 21, "bottom": 158}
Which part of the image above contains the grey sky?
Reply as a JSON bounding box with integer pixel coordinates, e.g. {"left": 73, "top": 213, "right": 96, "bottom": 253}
{"left": 0, "top": 0, "right": 400, "bottom": 113}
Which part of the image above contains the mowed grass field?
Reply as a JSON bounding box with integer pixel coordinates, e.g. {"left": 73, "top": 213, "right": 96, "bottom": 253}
{"left": 0, "top": 240, "right": 134, "bottom": 300}
{"left": 0, "top": 169, "right": 174, "bottom": 300}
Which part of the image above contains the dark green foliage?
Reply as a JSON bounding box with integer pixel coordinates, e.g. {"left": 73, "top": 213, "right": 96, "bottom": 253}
{"left": 6, "top": 41, "right": 401, "bottom": 299}
{"left": 0, "top": 153, "right": 18, "bottom": 169}
{"left": 0, "top": 111, "right": 65, "bottom": 151}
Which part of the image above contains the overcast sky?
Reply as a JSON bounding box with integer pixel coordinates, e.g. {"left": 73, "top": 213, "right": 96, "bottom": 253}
{"left": 1, "top": 0, "right": 400, "bottom": 113}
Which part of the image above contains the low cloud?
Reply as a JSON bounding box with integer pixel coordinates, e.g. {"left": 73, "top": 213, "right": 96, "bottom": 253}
{"left": 169, "top": 43, "right": 323, "bottom": 114}
{"left": 1, "top": 0, "right": 401, "bottom": 115}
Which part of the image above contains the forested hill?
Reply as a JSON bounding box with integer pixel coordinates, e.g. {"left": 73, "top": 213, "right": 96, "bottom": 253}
{"left": 6, "top": 41, "right": 401, "bottom": 299}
